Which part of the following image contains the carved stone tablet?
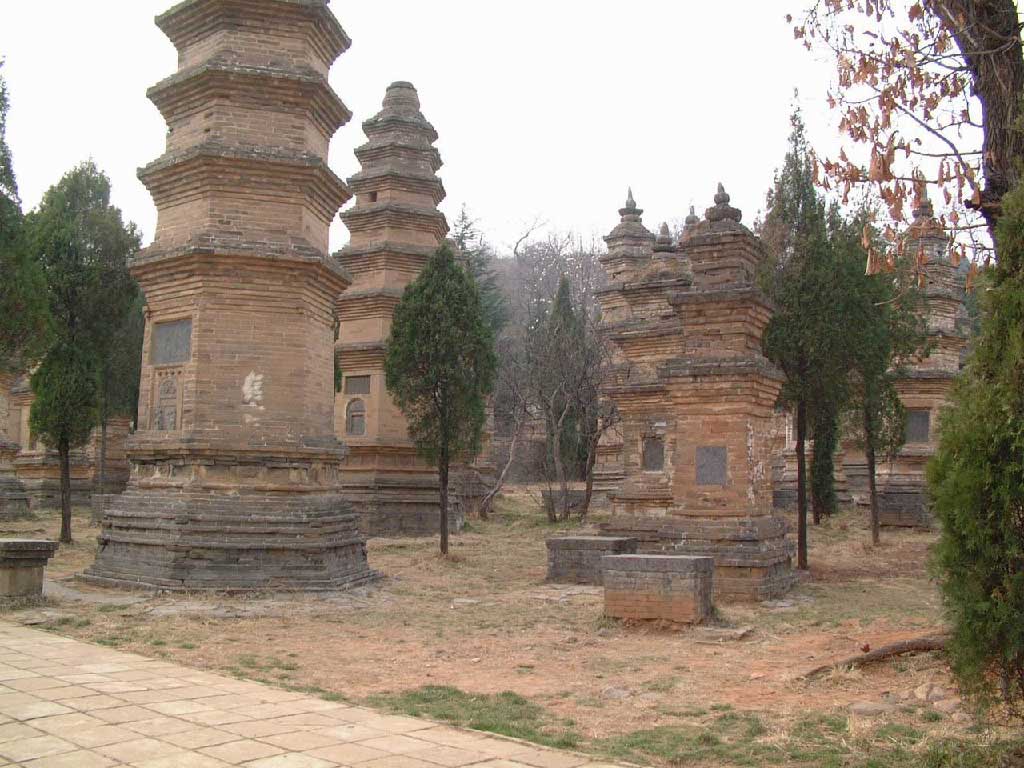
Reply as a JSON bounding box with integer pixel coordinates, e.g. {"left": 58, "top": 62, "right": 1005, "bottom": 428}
{"left": 696, "top": 446, "right": 727, "bottom": 486}
{"left": 151, "top": 319, "right": 192, "bottom": 365}
{"left": 906, "top": 409, "right": 931, "bottom": 444}
{"left": 642, "top": 436, "right": 665, "bottom": 471}
{"left": 344, "top": 375, "right": 371, "bottom": 395}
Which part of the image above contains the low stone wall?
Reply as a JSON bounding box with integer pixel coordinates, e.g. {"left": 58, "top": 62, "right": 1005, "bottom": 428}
{"left": 602, "top": 554, "right": 714, "bottom": 624}
{"left": 546, "top": 536, "right": 637, "bottom": 585}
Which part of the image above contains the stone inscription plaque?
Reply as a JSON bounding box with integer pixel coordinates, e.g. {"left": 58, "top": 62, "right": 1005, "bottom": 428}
{"left": 151, "top": 319, "right": 192, "bottom": 365}
{"left": 906, "top": 409, "right": 931, "bottom": 444}
{"left": 642, "top": 436, "right": 665, "bottom": 471}
{"left": 696, "top": 446, "right": 727, "bottom": 486}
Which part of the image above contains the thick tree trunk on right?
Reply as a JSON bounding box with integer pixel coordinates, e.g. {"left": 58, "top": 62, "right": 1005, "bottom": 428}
{"left": 935, "top": 0, "right": 1024, "bottom": 236}
{"left": 578, "top": 430, "right": 599, "bottom": 522}
{"left": 58, "top": 438, "right": 72, "bottom": 544}
{"left": 795, "top": 399, "right": 808, "bottom": 570}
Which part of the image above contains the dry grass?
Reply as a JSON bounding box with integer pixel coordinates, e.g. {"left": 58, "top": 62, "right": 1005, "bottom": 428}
{"left": 2, "top": 494, "right": 1021, "bottom": 766}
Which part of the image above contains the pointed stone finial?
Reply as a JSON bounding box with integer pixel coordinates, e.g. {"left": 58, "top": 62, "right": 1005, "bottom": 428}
{"left": 619, "top": 188, "right": 642, "bottom": 220}
{"left": 684, "top": 205, "right": 700, "bottom": 228}
{"left": 912, "top": 187, "right": 935, "bottom": 221}
{"left": 705, "top": 182, "right": 742, "bottom": 223}
{"left": 654, "top": 222, "right": 674, "bottom": 252}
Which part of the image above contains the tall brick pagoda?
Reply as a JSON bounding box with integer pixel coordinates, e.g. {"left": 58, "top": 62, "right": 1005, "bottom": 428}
{"left": 844, "top": 191, "right": 968, "bottom": 526}
{"left": 84, "top": 0, "right": 375, "bottom": 590}
{"left": 599, "top": 186, "right": 794, "bottom": 601}
{"left": 334, "top": 82, "right": 455, "bottom": 537}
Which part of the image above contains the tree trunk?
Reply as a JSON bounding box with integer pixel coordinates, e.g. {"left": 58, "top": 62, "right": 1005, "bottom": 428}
{"left": 796, "top": 399, "right": 808, "bottom": 570}
{"left": 480, "top": 411, "right": 525, "bottom": 520}
{"left": 59, "top": 438, "right": 72, "bottom": 544}
{"left": 935, "top": 0, "right": 1024, "bottom": 236}
{"left": 98, "top": 418, "right": 107, "bottom": 494}
{"left": 578, "top": 431, "right": 599, "bottom": 522}
{"left": 439, "top": 443, "right": 450, "bottom": 557}
{"left": 864, "top": 402, "right": 881, "bottom": 546}
{"left": 551, "top": 410, "right": 570, "bottom": 521}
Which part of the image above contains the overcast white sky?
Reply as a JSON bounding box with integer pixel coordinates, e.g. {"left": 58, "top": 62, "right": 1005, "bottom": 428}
{"left": 1, "top": 1, "right": 841, "bottom": 254}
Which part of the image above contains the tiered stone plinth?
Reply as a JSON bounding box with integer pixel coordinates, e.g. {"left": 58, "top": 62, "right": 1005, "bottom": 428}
{"left": 0, "top": 540, "right": 58, "bottom": 598}
{"left": 602, "top": 554, "right": 714, "bottom": 623}
{"left": 0, "top": 441, "right": 29, "bottom": 520}
{"left": 334, "top": 82, "right": 460, "bottom": 537}
{"left": 546, "top": 536, "right": 637, "bottom": 585}
{"left": 84, "top": 0, "right": 375, "bottom": 591}
{"left": 598, "top": 189, "right": 793, "bottom": 602}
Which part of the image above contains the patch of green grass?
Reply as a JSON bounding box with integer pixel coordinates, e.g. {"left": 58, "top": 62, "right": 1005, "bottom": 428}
{"left": 96, "top": 604, "right": 122, "bottom": 613}
{"left": 148, "top": 638, "right": 167, "bottom": 647}
{"left": 177, "top": 642, "right": 196, "bottom": 650}
{"left": 366, "top": 685, "right": 579, "bottom": 750}
{"left": 642, "top": 676, "right": 679, "bottom": 693}
{"left": 873, "top": 723, "right": 923, "bottom": 746}
{"left": 598, "top": 713, "right": 781, "bottom": 768}
{"left": 921, "top": 710, "right": 944, "bottom": 723}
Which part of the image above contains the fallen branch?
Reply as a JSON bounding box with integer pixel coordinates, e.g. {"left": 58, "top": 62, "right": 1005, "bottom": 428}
{"left": 803, "top": 635, "right": 949, "bottom": 679}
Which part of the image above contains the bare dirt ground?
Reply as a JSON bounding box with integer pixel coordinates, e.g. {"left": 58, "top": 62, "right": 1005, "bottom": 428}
{"left": 2, "top": 492, "right": 1021, "bottom": 766}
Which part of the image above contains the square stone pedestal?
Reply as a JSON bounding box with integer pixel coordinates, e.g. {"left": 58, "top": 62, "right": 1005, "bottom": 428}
{"left": 546, "top": 536, "right": 637, "bottom": 585}
{"left": 602, "top": 554, "right": 713, "bottom": 623}
{"left": 0, "top": 540, "right": 58, "bottom": 598}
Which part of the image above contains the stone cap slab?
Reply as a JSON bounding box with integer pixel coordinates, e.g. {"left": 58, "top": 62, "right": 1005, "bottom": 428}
{"left": 602, "top": 554, "right": 714, "bottom": 574}
{"left": 0, "top": 540, "right": 59, "bottom": 564}
{"left": 546, "top": 536, "right": 637, "bottom": 550}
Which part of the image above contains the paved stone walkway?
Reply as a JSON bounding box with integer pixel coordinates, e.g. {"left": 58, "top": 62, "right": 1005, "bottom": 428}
{"left": 0, "top": 622, "right": 621, "bottom": 768}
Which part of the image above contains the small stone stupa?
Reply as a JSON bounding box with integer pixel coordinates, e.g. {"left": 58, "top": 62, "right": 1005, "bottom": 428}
{"left": 599, "top": 185, "right": 794, "bottom": 601}
{"left": 334, "top": 82, "right": 454, "bottom": 537}
{"left": 84, "top": 0, "right": 375, "bottom": 591}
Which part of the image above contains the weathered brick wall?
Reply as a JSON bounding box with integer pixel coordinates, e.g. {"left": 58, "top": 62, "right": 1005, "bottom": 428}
{"left": 546, "top": 536, "right": 637, "bottom": 585}
{"left": 602, "top": 554, "right": 713, "bottom": 623}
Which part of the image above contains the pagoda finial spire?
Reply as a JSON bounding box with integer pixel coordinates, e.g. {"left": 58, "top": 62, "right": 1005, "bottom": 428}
{"left": 706, "top": 182, "right": 742, "bottom": 223}
{"left": 619, "top": 187, "right": 642, "bottom": 220}
{"left": 654, "top": 221, "right": 674, "bottom": 252}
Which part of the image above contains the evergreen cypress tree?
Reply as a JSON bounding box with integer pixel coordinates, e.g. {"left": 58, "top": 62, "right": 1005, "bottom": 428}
{"left": 761, "top": 109, "right": 851, "bottom": 568}
{"left": 26, "top": 162, "right": 140, "bottom": 542}
{"left": 0, "top": 64, "right": 48, "bottom": 370}
{"left": 385, "top": 243, "right": 496, "bottom": 555}
{"left": 450, "top": 205, "right": 506, "bottom": 334}
{"left": 929, "top": 181, "right": 1024, "bottom": 711}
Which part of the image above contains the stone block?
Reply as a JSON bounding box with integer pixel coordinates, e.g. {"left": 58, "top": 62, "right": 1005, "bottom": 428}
{"left": 545, "top": 536, "right": 637, "bottom": 585}
{"left": 601, "top": 554, "right": 713, "bottom": 623}
{"left": 0, "top": 539, "right": 59, "bottom": 598}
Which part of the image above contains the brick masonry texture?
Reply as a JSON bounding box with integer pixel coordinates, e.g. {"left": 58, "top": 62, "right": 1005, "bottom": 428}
{"left": 546, "top": 536, "right": 637, "bottom": 585}
{"left": 602, "top": 554, "right": 714, "bottom": 623}
{"left": 84, "top": 0, "right": 376, "bottom": 591}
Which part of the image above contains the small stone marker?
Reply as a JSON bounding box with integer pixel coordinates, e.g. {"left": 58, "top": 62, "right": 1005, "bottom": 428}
{"left": 602, "top": 554, "right": 714, "bottom": 624}
{"left": 0, "top": 540, "right": 59, "bottom": 598}
{"left": 546, "top": 536, "right": 637, "bottom": 585}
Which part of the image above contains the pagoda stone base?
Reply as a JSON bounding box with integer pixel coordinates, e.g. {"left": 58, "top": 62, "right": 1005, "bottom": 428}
{"left": 602, "top": 514, "right": 794, "bottom": 602}
{"left": 13, "top": 454, "right": 92, "bottom": 511}
{"left": 84, "top": 449, "right": 377, "bottom": 592}
{"left": 342, "top": 477, "right": 464, "bottom": 538}
{"left": 843, "top": 453, "right": 933, "bottom": 528}
{"left": 84, "top": 488, "right": 376, "bottom": 591}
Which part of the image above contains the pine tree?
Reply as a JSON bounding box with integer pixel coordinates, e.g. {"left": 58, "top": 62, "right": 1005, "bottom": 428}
{"left": 385, "top": 243, "right": 496, "bottom": 555}
{"left": 929, "top": 180, "right": 1024, "bottom": 712}
{"left": 450, "top": 205, "right": 506, "bottom": 334}
{"left": 0, "top": 63, "right": 48, "bottom": 370}
{"left": 761, "top": 109, "right": 851, "bottom": 569}
{"left": 26, "top": 162, "right": 140, "bottom": 542}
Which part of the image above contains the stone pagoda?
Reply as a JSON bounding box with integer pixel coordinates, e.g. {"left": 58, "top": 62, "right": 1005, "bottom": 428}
{"left": 334, "top": 82, "right": 455, "bottom": 537}
{"left": 84, "top": 0, "right": 375, "bottom": 591}
{"left": 844, "top": 192, "right": 968, "bottom": 526}
{"left": 599, "top": 185, "right": 794, "bottom": 601}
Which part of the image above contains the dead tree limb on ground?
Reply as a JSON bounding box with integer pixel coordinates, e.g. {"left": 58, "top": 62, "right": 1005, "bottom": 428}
{"left": 803, "top": 635, "right": 949, "bottom": 680}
